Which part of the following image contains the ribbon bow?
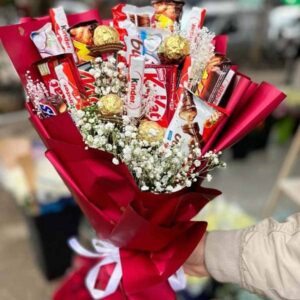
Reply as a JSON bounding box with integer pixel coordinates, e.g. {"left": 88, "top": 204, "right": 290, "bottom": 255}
{"left": 69, "top": 238, "right": 186, "bottom": 299}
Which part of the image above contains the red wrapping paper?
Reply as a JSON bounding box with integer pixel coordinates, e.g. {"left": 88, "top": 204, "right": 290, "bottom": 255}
{"left": 28, "top": 102, "right": 219, "bottom": 299}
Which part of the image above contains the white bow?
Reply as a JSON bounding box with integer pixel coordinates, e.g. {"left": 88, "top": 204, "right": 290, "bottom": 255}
{"left": 69, "top": 238, "right": 186, "bottom": 299}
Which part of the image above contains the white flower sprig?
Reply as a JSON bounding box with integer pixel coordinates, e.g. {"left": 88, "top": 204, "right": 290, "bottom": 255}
{"left": 188, "top": 27, "right": 215, "bottom": 89}
{"left": 25, "top": 71, "right": 49, "bottom": 117}
{"left": 72, "top": 107, "right": 226, "bottom": 193}
{"left": 89, "top": 56, "right": 128, "bottom": 100}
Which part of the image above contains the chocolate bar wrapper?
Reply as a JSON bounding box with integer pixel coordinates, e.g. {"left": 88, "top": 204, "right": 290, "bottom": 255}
{"left": 212, "top": 69, "right": 235, "bottom": 107}
{"left": 78, "top": 62, "right": 98, "bottom": 105}
{"left": 152, "top": 0, "right": 185, "bottom": 31}
{"left": 139, "top": 27, "right": 170, "bottom": 65}
{"left": 49, "top": 7, "right": 78, "bottom": 64}
{"left": 35, "top": 54, "right": 75, "bottom": 99}
{"left": 165, "top": 89, "right": 223, "bottom": 155}
{"left": 31, "top": 23, "right": 65, "bottom": 58}
{"left": 194, "top": 54, "right": 231, "bottom": 103}
{"left": 123, "top": 35, "right": 144, "bottom": 64}
{"left": 127, "top": 55, "right": 146, "bottom": 118}
{"left": 113, "top": 4, "right": 155, "bottom": 64}
{"left": 186, "top": 7, "right": 206, "bottom": 45}
{"left": 55, "top": 62, "right": 86, "bottom": 109}
{"left": 39, "top": 97, "right": 68, "bottom": 118}
{"left": 69, "top": 21, "right": 98, "bottom": 63}
{"left": 144, "top": 64, "right": 177, "bottom": 128}
{"left": 113, "top": 4, "right": 155, "bottom": 41}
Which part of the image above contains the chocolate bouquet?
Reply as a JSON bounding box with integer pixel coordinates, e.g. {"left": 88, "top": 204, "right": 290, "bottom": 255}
{"left": 0, "top": 2, "right": 285, "bottom": 299}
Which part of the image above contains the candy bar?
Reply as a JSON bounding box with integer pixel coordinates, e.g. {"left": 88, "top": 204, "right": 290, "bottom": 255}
{"left": 78, "top": 62, "right": 98, "bottom": 105}
{"left": 55, "top": 62, "right": 83, "bottom": 108}
{"left": 36, "top": 55, "right": 66, "bottom": 99}
{"left": 30, "top": 23, "right": 64, "bottom": 58}
{"left": 123, "top": 35, "right": 144, "bottom": 63}
{"left": 127, "top": 56, "right": 145, "bottom": 118}
{"left": 212, "top": 69, "right": 235, "bottom": 106}
{"left": 39, "top": 96, "right": 67, "bottom": 118}
{"left": 165, "top": 89, "right": 223, "bottom": 154}
{"left": 49, "top": 7, "right": 78, "bottom": 64}
{"left": 69, "top": 21, "right": 98, "bottom": 63}
{"left": 194, "top": 54, "right": 231, "bottom": 103}
{"left": 152, "top": 0, "right": 185, "bottom": 30}
{"left": 186, "top": 7, "right": 206, "bottom": 44}
{"left": 144, "top": 64, "right": 177, "bottom": 127}
{"left": 139, "top": 28, "right": 169, "bottom": 64}
{"left": 113, "top": 4, "right": 155, "bottom": 37}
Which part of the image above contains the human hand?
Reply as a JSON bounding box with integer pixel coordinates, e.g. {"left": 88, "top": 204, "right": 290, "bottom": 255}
{"left": 183, "top": 233, "right": 209, "bottom": 277}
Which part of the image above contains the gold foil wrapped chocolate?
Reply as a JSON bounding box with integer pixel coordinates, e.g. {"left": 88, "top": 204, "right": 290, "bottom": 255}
{"left": 159, "top": 34, "right": 190, "bottom": 63}
{"left": 138, "top": 120, "right": 165, "bottom": 143}
{"left": 94, "top": 25, "right": 120, "bottom": 46}
{"left": 98, "top": 94, "right": 123, "bottom": 116}
{"left": 90, "top": 25, "right": 123, "bottom": 56}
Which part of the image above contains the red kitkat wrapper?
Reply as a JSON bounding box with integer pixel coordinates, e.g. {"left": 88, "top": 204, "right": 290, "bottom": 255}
{"left": 144, "top": 64, "right": 177, "bottom": 128}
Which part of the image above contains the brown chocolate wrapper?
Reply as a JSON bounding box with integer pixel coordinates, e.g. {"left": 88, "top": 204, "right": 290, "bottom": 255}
{"left": 152, "top": 0, "right": 185, "bottom": 30}
{"left": 194, "top": 54, "right": 232, "bottom": 104}
{"left": 69, "top": 20, "right": 98, "bottom": 63}
{"left": 165, "top": 89, "right": 224, "bottom": 154}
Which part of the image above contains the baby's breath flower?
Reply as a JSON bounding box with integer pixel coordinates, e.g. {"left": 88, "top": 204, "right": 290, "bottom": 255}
{"left": 112, "top": 158, "right": 120, "bottom": 165}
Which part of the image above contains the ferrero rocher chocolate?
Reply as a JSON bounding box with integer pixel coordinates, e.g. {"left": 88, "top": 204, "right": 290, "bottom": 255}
{"left": 93, "top": 25, "right": 120, "bottom": 46}
{"left": 98, "top": 94, "right": 123, "bottom": 116}
{"left": 159, "top": 34, "right": 190, "bottom": 63}
{"left": 138, "top": 120, "right": 165, "bottom": 143}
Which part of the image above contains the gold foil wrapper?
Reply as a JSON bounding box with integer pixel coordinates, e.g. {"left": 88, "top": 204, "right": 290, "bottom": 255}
{"left": 138, "top": 121, "right": 165, "bottom": 143}
{"left": 159, "top": 34, "right": 190, "bottom": 63}
{"left": 93, "top": 26, "right": 120, "bottom": 46}
{"left": 98, "top": 94, "right": 123, "bottom": 116}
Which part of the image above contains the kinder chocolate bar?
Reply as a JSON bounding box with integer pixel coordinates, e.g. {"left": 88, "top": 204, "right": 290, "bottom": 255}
{"left": 78, "top": 62, "right": 98, "bottom": 105}
{"left": 123, "top": 35, "right": 144, "bottom": 63}
{"left": 31, "top": 23, "right": 64, "bottom": 58}
{"left": 186, "top": 7, "right": 206, "bottom": 44}
{"left": 49, "top": 6, "right": 78, "bottom": 64}
{"left": 139, "top": 28, "right": 169, "bottom": 64}
{"left": 69, "top": 21, "right": 98, "bottom": 63}
{"left": 55, "top": 62, "right": 84, "bottom": 108}
{"left": 144, "top": 64, "right": 177, "bottom": 127}
{"left": 151, "top": 0, "right": 185, "bottom": 30}
{"left": 165, "top": 89, "right": 223, "bottom": 155}
{"left": 127, "top": 56, "right": 145, "bottom": 118}
{"left": 112, "top": 4, "right": 155, "bottom": 47}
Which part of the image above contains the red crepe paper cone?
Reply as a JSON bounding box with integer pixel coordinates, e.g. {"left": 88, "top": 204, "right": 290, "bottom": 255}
{"left": 215, "top": 82, "right": 286, "bottom": 151}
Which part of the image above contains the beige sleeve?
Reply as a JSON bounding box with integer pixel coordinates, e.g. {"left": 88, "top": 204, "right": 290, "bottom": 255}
{"left": 204, "top": 213, "right": 300, "bottom": 300}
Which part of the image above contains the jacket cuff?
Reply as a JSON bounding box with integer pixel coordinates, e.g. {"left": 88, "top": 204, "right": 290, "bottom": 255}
{"left": 204, "top": 229, "right": 244, "bottom": 285}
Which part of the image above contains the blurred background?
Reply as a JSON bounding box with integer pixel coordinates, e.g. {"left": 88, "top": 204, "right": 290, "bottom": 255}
{"left": 0, "top": 0, "right": 299, "bottom": 299}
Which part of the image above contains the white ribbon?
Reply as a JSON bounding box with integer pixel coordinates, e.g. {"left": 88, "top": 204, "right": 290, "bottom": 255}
{"left": 69, "top": 238, "right": 186, "bottom": 299}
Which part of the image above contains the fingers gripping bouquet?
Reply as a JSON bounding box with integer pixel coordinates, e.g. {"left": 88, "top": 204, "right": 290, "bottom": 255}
{"left": 0, "top": 2, "right": 285, "bottom": 299}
